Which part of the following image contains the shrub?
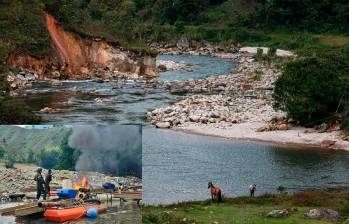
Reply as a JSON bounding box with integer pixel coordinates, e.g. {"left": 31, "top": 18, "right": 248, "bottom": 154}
{"left": 273, "top": 56, "right": 346, "bottom": 126}
{"left": 4, "top": 154, "right": 15, "bottom": 168}
{"left": 0, "top": 146, "right": 5, "bottom": 159}
{"left": 255, "top": 48, "right": 264, "bottom": 61}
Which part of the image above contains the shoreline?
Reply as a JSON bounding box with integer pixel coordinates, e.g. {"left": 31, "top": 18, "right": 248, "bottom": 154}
{"left": 148, "top": 45, "right": 349, "bottom": 151}
{"left": 174, "top": 123, "right": 349, "bottom": 151}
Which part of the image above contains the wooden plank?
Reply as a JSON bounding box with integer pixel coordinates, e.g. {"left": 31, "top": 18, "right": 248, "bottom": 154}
{"left": 0, "top": 203, "right": 36, "bottom": 215}
{"left": 14, "top": 206, "right": 44, "bottom": 217}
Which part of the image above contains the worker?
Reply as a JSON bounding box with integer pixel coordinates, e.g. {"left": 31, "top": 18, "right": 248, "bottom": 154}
{"left": 34, "top": 168, "right": 46, "bottom": 200}
{"left": 45, "top": 169, "right": 52, "bottom": 198}
{"left": 249, "top": 184, "right": 256, "bottom": 197}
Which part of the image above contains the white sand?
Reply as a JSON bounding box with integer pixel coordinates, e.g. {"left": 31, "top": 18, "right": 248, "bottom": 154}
{"left": 177, "top": 122, "right": 349, "bottom": 150}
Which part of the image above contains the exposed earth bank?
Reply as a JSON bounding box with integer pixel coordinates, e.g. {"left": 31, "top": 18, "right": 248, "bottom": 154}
{"left": 5, "top": 13, "right": 157, "bottom": 90}
{"left": 147, "top": 42, "right": 349, "bottom": 150}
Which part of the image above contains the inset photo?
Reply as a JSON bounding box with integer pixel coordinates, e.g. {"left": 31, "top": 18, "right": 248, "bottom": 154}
{"left": 0, "top": 124, "right": 142, "bottom": 224}
{"left": 142, "top": 127, "right": 349, "bottom": 224}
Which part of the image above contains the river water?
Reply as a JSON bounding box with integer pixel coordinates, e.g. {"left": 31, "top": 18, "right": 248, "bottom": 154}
{"left": 142, "top": 127, "right": 349, "bottom": 205}
{"left": 15, "top": 55, "right": 235, "bottom": 124}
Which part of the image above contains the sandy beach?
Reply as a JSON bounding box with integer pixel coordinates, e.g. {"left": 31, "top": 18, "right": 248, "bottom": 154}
{"left": 177, "top": 122, "right": 349, "bottom": 150}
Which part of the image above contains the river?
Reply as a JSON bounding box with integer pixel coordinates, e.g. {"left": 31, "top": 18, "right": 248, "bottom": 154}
{"left": 15, "top": 55, "right": 235, "bottom": 124}
{"left": 142, "top": 127, "right": 349, "bottom": 205}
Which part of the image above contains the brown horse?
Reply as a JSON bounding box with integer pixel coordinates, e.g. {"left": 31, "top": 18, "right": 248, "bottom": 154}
{"left": 208, "top": 182, "right": 222, "bottom": 203}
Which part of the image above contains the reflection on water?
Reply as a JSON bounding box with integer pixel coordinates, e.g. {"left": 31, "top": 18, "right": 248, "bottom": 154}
{"left": 142, "top": 127, "right": 349, "bottom": 205}
{"left": 0, "top": 203, "right": 141, "bottom": 224}
{"left": 14, "top": 55, "right": 234, "bottom": 124}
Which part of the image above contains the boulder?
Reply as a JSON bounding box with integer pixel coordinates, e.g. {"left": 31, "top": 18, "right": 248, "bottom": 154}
{"left": 155, "top": 122, "right": 171, "bottom": 129}
{"left": 277, "top": 123, "right": 288, "bottom": 131}
{"left": 40, "top": 107, "right": 61, "bottom": 113}
{"left": 266, "top": 209, "right": 289, "bottom": 217}
{"left": 189, "top": 115, "right": 200, "bottom": 122}
{"left": 304, "top": 208, "right": 340, "bottom": 220}
{"left": 320, "top": 140, "right": 336, "bottom": 149}
{"left": 51, "top": 79, "right": 62, "bottom": 86}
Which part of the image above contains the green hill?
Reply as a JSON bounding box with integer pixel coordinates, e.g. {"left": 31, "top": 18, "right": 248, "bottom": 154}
{"left": 0, "top": 125, "right": 74, "bottom": 169}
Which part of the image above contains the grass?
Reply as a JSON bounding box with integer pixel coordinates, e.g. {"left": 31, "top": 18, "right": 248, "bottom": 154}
{"left": 143, "top": 189, "right": 349, "bottom": 224}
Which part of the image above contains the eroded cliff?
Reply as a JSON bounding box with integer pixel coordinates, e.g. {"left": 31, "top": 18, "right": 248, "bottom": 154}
{"left": 6, "top": 14, "right": 157, "bottom": 80}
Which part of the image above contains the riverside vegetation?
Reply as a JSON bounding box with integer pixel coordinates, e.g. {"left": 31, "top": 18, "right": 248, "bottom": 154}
{"left": 1, "top": 0, "right": 349, "bottom": 125}
{"left": 142, "top": 188, "right": 349, "bottom": 224}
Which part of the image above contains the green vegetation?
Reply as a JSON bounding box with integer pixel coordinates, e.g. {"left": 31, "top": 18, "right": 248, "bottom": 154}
{"left": 1, "top": 0, "right": 349, "bottom": 126}
{"left": 0, "top": 126, "right": 80, "bottom": 170}
{"left": 0, "top": 69, "right": 40, "bottom": 124}
{"left": 143, "top": 189, "right": 349, "bottom": 224}
{"left": 273, "top": 54, "right": 349, "bottom": 127}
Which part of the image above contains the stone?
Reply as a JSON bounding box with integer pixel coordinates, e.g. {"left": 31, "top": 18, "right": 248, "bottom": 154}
{"left": 304, "top": 208, "right": 340, "bottom": 220}
{"left": 277, "top": 123, "right": 288, "bottom": 131}
{"left": 320, "top": 140, "right": 336, "bottom": 149}
{"left": 266, "top": 209, "right": 289, "bottom": 217}
{"left": 51, "top": 79, "right": 62, "bottom": 86}
{"left": 39, "top": 107, "right": 61, "bottom": 113}
{"left": 189, "top": 115, "right": 200, "bottom": 122}
{"left": 155, "top": 122, "right": 171, "bottom": 129}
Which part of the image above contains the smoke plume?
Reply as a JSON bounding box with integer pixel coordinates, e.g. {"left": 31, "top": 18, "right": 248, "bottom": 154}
{"left": 68, "top": 125, "right": 142, "bottom": 177}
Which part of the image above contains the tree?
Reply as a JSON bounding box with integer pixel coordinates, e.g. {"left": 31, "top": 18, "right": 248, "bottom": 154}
{"left": 55, "top": 131, "right": 80, "bottom": 170}
{"left": 273, "top": 56, "right": 346, "bottom": 126}
{"left": 0, "top": 146, "right": 5, "bottom": 159}
{"left": 39, "top": 147, "right": 60, "bottom": 169}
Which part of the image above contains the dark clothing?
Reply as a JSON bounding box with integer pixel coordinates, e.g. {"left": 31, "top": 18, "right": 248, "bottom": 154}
{"left": 250, "top": 189, "right": 255, "bottom": 197}
{"left": 45, "top": 174, "right": 52, "bottom": 197}
{"left": 34, "top": 173, "right": 46, "bottom": 200}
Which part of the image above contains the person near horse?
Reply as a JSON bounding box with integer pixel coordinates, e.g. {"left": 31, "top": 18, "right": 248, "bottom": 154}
{"left": 45, "top": 169, "right": 52, "bottom": 198}
{"left": 208, "top": 181, "right": 222, "bottom": 203}
{"left": 34, "top": 168, "right": 46, "bottom": 200}
{"left": 249, "top": 184, "right": 256, "bottom": 197}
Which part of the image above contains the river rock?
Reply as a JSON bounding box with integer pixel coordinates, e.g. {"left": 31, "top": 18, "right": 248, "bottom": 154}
{"left": 304, "top": 208, "right": 340, "bottom": 220}
{"left": 266, "top": 209, "right": 289, "bottom": 217}
{"left": 51, "top": 79, "right": 62, "bottom": 86}
{"left": 40, "top": 107, "right": 61, "bottom": 113}
{"left": 155, "top": 122, "right": 171, "bottom": 129}
{"left": 239, "top": 47, "right": 295, "bottom": 57}
{"left": 320, "top": 140, "right": 336, "bottom": 149}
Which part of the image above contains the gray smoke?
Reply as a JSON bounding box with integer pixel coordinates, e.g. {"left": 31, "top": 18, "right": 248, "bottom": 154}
{"left": 68, "top": 124, "right": 142, "bottom": 177}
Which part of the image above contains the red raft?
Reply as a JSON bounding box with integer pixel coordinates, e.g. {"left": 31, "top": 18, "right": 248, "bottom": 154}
{"left": 44, "top": 204, "right": 107, "bottom": 223}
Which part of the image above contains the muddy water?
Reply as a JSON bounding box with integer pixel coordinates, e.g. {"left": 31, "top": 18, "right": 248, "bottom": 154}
{"left": 0, "top": 202, "right": 141, "bottom": 224}
{"left": 142, "top": 127, "right": 349, "bottom": 205}
{"left": 14, "top": 55, "right": 235, "bottom": 124}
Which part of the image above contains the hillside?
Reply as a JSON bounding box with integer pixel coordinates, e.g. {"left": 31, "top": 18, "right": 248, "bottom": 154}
{"left": 0, "top": 125, "right": 73, "bottom": 169}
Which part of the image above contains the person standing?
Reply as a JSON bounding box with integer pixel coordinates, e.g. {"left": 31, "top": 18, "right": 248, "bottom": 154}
{"left": 249, "top": 184, "right": 256, "bottom": 197}
{"left": 45, "top": 169, "right": 52, "bottom": 198}
{"left": 34, "top": 168, "right": 46, "bottom": 200}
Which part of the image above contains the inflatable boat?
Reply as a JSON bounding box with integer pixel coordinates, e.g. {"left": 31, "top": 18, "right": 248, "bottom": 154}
{"left": 44, "top": 204, "right": 107, "bottom": 222}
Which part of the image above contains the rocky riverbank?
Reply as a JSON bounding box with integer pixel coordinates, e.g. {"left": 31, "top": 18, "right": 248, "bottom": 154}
{"left": 0, "top": 163, "right": 141, "bottom": 201}
{"left": 147, "top": 44, "right": 349, "bottom": 150}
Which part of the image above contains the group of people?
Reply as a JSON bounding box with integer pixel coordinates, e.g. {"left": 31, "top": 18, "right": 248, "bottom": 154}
{"left": 34, "top": 168, "right": 52, "bottom": 200}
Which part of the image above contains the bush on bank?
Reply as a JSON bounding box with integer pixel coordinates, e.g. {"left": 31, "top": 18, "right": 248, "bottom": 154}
{"left": 273, "top": 52, "right": 349, "bottom": 127}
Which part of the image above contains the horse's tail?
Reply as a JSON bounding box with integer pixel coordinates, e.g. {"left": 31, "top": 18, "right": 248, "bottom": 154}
{"left": 217, "top": 190, "right": 222, "bottom": 203}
